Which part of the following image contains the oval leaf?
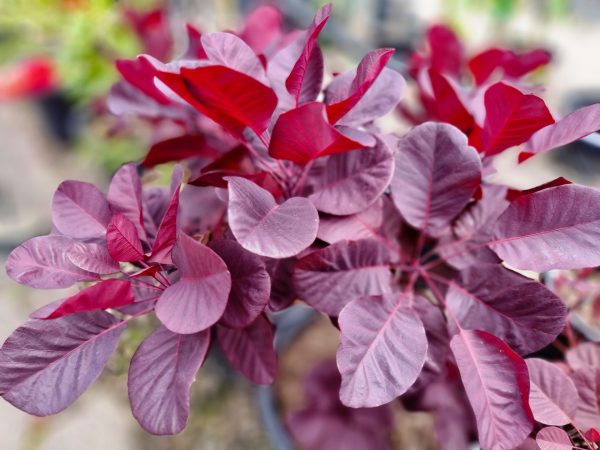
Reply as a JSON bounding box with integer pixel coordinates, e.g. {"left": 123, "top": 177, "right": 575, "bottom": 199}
{"left": 51, "top": 180, "right": 112, "bottom": 240}
{"left": 226, "top": 177, "right": 318, "bottom": 258}
{"left": 6, "top": 235, "right": 98, "bottom": 288}
{"left": 294, "top": 239, "right": 393, "bottom": 316}
{"left": 201, "top": 32, "right": 266, "bottom": 82}
{"left": 390, "top": 122, "right": 482, "bottom": 236}
{"left": 567, "top": 342, "right": 600, "bottom": 371}
{"left": 0, "top": 311, "right": 125, "bottom": 415}
{"left": 490, "top": 184, "right": 600, "bottom": 271}
{"left": 337, "top": 293, "right": 427, "bottom": 407}
{"left": 450, "top": 329, "right": 534, "bottom": 450}
{"left": 216, "top": 315, "right": 277, "bottom": 385}
{"left": 446, "top": 264, "right": 567, "bottom": 355}
{"left": 155, "top": 233, "right": 231, "bottom": 334}
{"left": 536, "top": 427, "right": 572, "bottom": 450}
{"left": 308, "top": 137, "right": 394, "bottom": 215}
{"left": 526, "top": 358, "right": 579, "bottom": 426}
{"left": 209, "top": 240, "right": 271, "bottom": 328}
{"left": 128, "top": 326, "right": 210, "bottom": 435}
{"left": 66, "top": 242, "right": 119, "bottom": 274}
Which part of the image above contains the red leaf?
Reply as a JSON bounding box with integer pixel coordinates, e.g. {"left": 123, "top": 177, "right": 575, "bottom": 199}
{"left": 142, "top": 135, "right": 220, "bottom": 168}
{"left": 326, "top": 48, "right": 395, "bottom": 124}
{"left": 32, "top": 279, "right": 135, "bottom": 319}
{"left": 481, "top": 82, "right": 554, "bottom": 156}
{"left": 427, "top": 24, "right": 464, "bottom": 77}
{"left": 106, "top": 213, "right": 145, "bottom": 262}
{"left": 115, "top": 56, "right": 171, "bottom": 105}
{"left": 429, "top": 69, "right": 474, "bottom": 133}
{"left": 469, "top": 48, "right": 551, "bottom": 86}
{"left": 269, "top": 102, "right": 364, "bottom": 165}
{"left": 285, "top": 4, "right": 331, "bottom": 105}
{"left": 155, "top": 65, "right": 277, "bottom": 137}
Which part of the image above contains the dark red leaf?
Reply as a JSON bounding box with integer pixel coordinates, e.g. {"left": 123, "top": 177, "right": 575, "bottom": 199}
{"left": 142, "top": 135, "right": 221, "bottom": 168}
{"left": 106, "top": 213, "right": 145, "bottom": 262}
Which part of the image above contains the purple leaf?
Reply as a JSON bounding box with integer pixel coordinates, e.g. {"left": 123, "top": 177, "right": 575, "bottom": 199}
{"left": 294, "top": 239, "right": 393, "bottom": 316}
{"left": 490, "top": 184, "right": 600, "bottom": 271}
{"left": 6, "top": 235, "right": 98, "bottom": 288}
{"left": 148, "top": 168, "right": 183, "bottom": 265}
{"left": 31, "top": 279, "right": 135, "bottom": 319}
{"left": 390, "top": 122, "right": 481, "bottom": 236}
{"left": 526, "top": 358, "right": 579, "bottom": 426}
{"left": 269, "top": 102, "right": 365, "bottom": 165}
{"left": 128, "top": 326, "right": 210, "bottom": 435}
{"left": 446, "top": 264, "right": 567, "bottom": 355}
{"left": 337, "top": 293, "right": 427, "bottom": 407}
{"left": 326, "top": 48, "right": 395, "bottom": 124}
{"left": 0, "top": 311, "right": 125, "bottom": 415}
{"left": 201, "top": 32, "right": 267, "bottom": 82}
{"left": 208, "top": 240, "right": 271, "bottom": 328}
{"left": 155, "top": 233, "right": 231, "bottom": 334}
{"left": 265, "top": 257, "right": 297, "bottom": 311}
{"left": 566, "top": 342, "right": 600, "bottom": 371}
{"left": 108, "top": 164, "right": 146, "bottom": 243}
{"left": 51, "top": 180, "right": 112, "bottom": 240}
{"left": 324, "top": 67, "right": 406, "bottom": 127}
{"left": 308, "top": 137, "right": 395, "bottom": 215}
{"left": 106, "top": 213, "right": 145, "bottom": 262}
{"left": 536, "top": 427, "right": 572, "bottom": 450}
{"left": 521, "top": 103, "right": 600, "bottom": 161}
{"left": 285, "top": 4, "right": 330, "bottom": 106}
{"left": 450, "top": 329, "right": 534, "bottom": 450}
{"left": 226, "top": 177, "right": 318, "bottom": 258}
{"left": 66, "top": 242, "right": 119, "bottom": 274}
{"left": 216, "top": 315, "right": 277, "bottom": 384}
{"left": 316, "top": 196, "right": 403, "bottom": 254}
{"left": 570, "top": 369, "right": 600, "bottom": 431}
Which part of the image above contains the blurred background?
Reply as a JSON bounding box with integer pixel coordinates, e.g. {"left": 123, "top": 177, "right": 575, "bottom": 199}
{"left": 0, "top": 0, "right": 599, "bottom": 449}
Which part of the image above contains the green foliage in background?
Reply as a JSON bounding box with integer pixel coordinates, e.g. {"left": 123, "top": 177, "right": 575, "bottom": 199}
{"left": 0, "top": 0, "right": 153, "bottom": 102}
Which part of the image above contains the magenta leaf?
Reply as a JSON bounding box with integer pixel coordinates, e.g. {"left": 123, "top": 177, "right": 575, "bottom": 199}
{"left": 128, "top": 326, "right": 210, "bottom": 435}
{"left": 481, "top": 82, "right": 554, "bottom": 156}
{"left": 238, "top": 6, "right": 282, "bottom": 55}
{"left": 148, "top": 169, "right": 183, "bottom": 264}
{"left": 155, "top": 65, "right": 277, "bottom": 137}
{"left": 108, "top": 163, "right": 147, "bottom": 243}
{"left": 324, "top": 67, "right": 405, "bottom": 127}
{"left": 226, "top": 177, "right": 318, "bottom": 258}
{"left": 208, "top": 240, "right": 270, "bottom": 328}
{"left": 308, "top": 137, "right": 394, "bottom": 215}
{"left": 106, "top": 213, "right": 145, "bottom": 262}
{"left": 66, "top": 242, "right": 119, "bottom": 274}
{"left": 428, "top": 69, "right": 474, "bottom": 133}
{"left": 155, "top": 233, "right": 231, "bottom": 334}
{"left": 201, "top": 32, "right": 266, "bottom": 82}
{"left": 32, "top": 279, "right": 135, "bottom": 319}
{"left": 51, "top": 180, "right": 112, "bottom": 240}
{"left": 216, "top": 315, "right": 277, "bottom": 385}
{"left": 294, "top": 239, "right": 393, "bottom": 316}
{"left": 526, "top": 358, "right": 579, "bottom": 426}
{"left": 285, "top": 4, "right": 331, "bottom": 105}
{"left": 390, "top": 122, "right": 481, "bottom": 236}
{"left": 521, "top": 103, "right": 600, "bottom": 161}
{"left": 566, "top": 342, "right": 600, "bottom": 371}
{"left": 6, "top": 235, "right": 98, "bottom": 288}
{"left": 536, "top": 426, "right": 573, "bottom": 450}
{"left": 269, "top": 102, "right": 365, "bottom": 165}
{"left": 0, "top": 311, "right": 126, "bottom": 415}
{"left": 446, "top": 264, "right": 567, "bottom": 355}
{"left": 490, "top": 184, "right": 600, "bottom": 271}
{"left": 450, "top": 329, "right": 534, "bottom": 450}
{"left": 337, "top": 293, "right": 427, "bottom": 407}
{"left": 326, "top": 48, "right": 395, "bottom": 124}
{"left": 142, "top": 135, "right": 220, "bottom": 168}
{"left": 427, "top": 24, "right": 464, "bottom": 77}
{"left": 469, "top": 48, "right": 551, "bottom": 86}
